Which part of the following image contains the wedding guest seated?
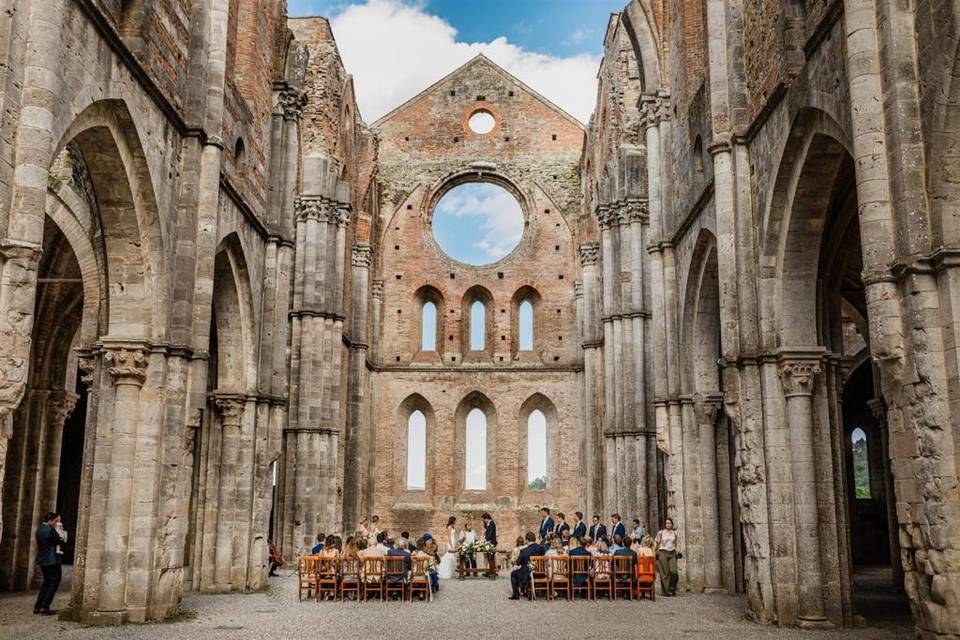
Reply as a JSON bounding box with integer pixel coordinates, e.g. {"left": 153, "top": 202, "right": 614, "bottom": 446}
{"left": 508, "top": 532, "right": 544, "bottom": 600}
{"left": 341, "top": 540, "right": 361, "bottom": 596}
{"left": 610, "top": 534, "right": 625, "bottom": 553}
{"left": 584, "top": 536, "right": 598, "bottom": 555}
{"left": 387, "top": 538, "right": 411, "bottom": 574}
{"left": 637, "top": 535, "right": 656, "bottom": 558}
{"left": 414, "top": 537, "right": 439, "bottom": 593}
{"left": 401, "top": 531, "right": 416, "bottom": 553}
{"left": 359, "top": 536, "right": 383, "bottom": 559}
{"left": 593, "top": 541, "right": 612, "bottom": 580}
{"left": 510, "top": 535, "right": 526, "bottom": 567}
{"left": 561, "top": 530, "right": 572, "bottom": 548}
{"left": 311, "top": 532, "right": 326, "bottom": 554}
{"left": 631, "top": 518, "right": 646, "bottom": 539}
{"left": 424, "top": 534, "right": 440, "bottom": 562}
{"left": 545, "top": 538, "right": 564, "bottom": 557}
{"left": 568, "top": 537, "right": 591, "bottom": 591}
{"left": 613, "top": 539, "right": 637, "bottom": 581}
{"left": 375, "top": 531, "right": 390, "bottom": 553}
{"left": 318, "top": 535, "right": 339, "bottom": 558}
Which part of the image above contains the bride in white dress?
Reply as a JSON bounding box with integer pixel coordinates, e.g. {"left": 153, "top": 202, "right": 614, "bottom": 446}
{"left": 438, "top": 516, "right": 459, "bottom": 579}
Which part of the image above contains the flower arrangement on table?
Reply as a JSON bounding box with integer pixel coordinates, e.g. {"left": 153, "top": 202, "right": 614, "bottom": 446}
{"left": 458, "top": 540, "right": 495, "bottom": 561}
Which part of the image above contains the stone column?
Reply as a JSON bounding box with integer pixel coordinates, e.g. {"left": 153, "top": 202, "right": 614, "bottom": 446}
{"left": 92, "top": 347, "right": 148, "bottom": 625}
{"left": 778, "top": 353, "right": 831, "bottom": 629}
{"left": 695, "top": 394, "right": 724, "bottom": 592}
{"left": 342, "top": 244, "right": 371, "bottom": 531}
{"left": 578, "top": 242, "right": 603, "bottom": 516}
{"left": 212, "top": 395, "right": 244, "bottom": 591}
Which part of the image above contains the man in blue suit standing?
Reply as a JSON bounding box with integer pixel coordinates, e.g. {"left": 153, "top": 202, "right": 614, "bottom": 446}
{"left": 589, "top": 514, "right": 607, "bottom": 541}
{"left": 572, "top": 511, "right": 587, "bottom": 540}
{"left": 34, "top": 512, "right": 62, "bottom": 615}
{"left": 538, "top": 507, "right": 554, "bottom": 542}
{"left": 610, "top": 513, "right": 626, "bottom": 539}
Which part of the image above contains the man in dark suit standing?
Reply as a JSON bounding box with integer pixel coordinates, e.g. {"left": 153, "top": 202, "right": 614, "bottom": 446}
{"left": 34, "top": 512, "right": 62, "bottom": 615}
{"left": 538, "top": 507, "right": 554, "bottom": 542}
{"left": 554, "top": 512, "right": 570, "bottom": 537}
{"left": 610, "top": 513, "right": 626, "bottom": 539}
{"left": 589, "top": 514, "right": 607, "bottom": 541}
{"left": 572, "top": 511, "right": 587, "bottom": 540}
{"left": 482, "top": 512, "right": 498, "bottom": 578}
{"left": 508, "top": 532, "right": 544, "bottom": 600}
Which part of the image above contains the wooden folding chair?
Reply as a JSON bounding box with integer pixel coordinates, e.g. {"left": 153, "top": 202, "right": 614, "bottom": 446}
{"left": 362, "top": 557, "right": 385, "bottom": 601}
{"left": 408, "top": 557, "right": 431, "bottom": 602}
{"left": 529, "top": 556, "right": 551, "bottom": 600}
{"left": 636, "top": 555, "right": 656, "bottom": 601}
{"left": 315, "top": 556, "right": 339, "bottom": 601}
{"left": 340, "top": 557, "right": 363, "bottom": 601}
{"left": 591, "top": 555, "right": 614, "bottom": 600}
{"left": 570, "top": 556, "right": 592, "bottom": 600}
{"left": 549, "top": 556, "right": 572, "bottom": 601}
{"left": 612, "top": 555, "right": 634, "bottom": 600}
{"left": 383, "top": 556, "right": 407, "bottom": 601}
{"left": 298, "top": 555, "right": 319, "bottom": 601}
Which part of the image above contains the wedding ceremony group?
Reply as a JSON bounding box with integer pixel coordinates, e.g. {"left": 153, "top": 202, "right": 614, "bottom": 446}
{"left": 288, "top": 508, "right": 677, "bottom": 603}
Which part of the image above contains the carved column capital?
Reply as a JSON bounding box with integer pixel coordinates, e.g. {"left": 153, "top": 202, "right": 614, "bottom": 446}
{"left": 77, "top": 354, "right": 96, "bottom": 387}
{"left": 294, "top": 196, "right": 330, "bottom": 222}
{"left": 778, "top": 360, "right": 823, "bottom": 397}
{"left": 579, "top": 242, "right": 600, "bottom": 267}
{"left": 693, "top": 393, "right": 724, "bottom": 425}
{"left": 103, "top": 348, "right": 148, "bottom": 386}
{"left": 351, "top": 243, "right": 372, "bottom": 268}
{"left": 278, "top": 88, "right": 307, "bottom": 120}
{"left": 50, "top": 391, "right": 80, "bottom": 428}
{"left": 639, "top": 93, "right": 670, "bottom": 130}
{"left": 332, "top": 203, "right": 352, "bottom": 227}
{"left": 623, "top": 199, "right": 649, "bottom": 224}
{"left": 214, "top": 395, "right": 245, "bottom": 428}
{"left": 596, "top": 204, "right": 624, "bottom": 229}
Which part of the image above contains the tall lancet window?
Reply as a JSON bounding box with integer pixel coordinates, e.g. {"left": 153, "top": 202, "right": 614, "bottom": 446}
{"left": 470, "top": 300, "right": 486, "bottom": 351}
{"left": 519, "top": 300, "right": 534, "bottom": 351}
{"left": 421, "top": 301, "right": 437, "bottom": 351}
{"left": 527, "top": 409, "right": 546, "bottom": 489}
{"left": 464, "top": 408, "right": 487, "bottom": 490}
{"left": 406, "top": 410, "right": 427, "bottom": 490}
{"left": 852, "top": 427, "right": 870, "bottom": 498}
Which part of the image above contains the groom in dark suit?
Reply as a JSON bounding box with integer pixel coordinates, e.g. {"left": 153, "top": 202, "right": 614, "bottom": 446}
{"left": 482, "top": 512, "right": 498, "bottom": 578}
{"left": 538, "top": 507, "right": 554, "bottom": 542}
{"left": 572, "top": 511, "right": 587, "bottom": 540}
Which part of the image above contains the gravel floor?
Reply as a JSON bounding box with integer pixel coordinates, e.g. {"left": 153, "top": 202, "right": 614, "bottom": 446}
{"left": 0, "top": 570, "right": 912, "bottom": 640}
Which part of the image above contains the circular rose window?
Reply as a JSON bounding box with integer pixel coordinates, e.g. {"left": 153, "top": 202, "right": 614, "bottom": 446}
{"left": 432, "top": 182, "right": 523, "bottom": 266}
{"left": 467, "top": 109, "right": 496, "bottom": 135}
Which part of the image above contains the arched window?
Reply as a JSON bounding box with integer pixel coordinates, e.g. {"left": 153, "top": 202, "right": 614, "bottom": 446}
{"left": 464, "top": 408, "right": 487, "bottom": 490}
{"left": 851, "top": 427, "right": 870, "bottom": 498}
{"left": 519, "top": 300, "right": 534, "bottom": 351}
{"left": 470, "top": 300, "right": 486, "bottom": 351}
{"left": 421, "top": 301, "right": 437, "bottom": 351}
{"left": 406, "top": 410, "right": 427, "bottom": 490}
{"left": 527, "top": 409, "right": 546, "bottom": 489}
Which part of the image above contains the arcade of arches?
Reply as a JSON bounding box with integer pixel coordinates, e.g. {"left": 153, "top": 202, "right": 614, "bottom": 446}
{"left": 0, "top": 1, "right": 957, "bottom": 638}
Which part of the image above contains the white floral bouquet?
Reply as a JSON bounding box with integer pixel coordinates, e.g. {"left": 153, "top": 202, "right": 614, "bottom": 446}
{"left": 458, "top": 541, "right": 478, "bottom": 560}
{"left": 474, "top": 540, "right": 495, "bottom": 554}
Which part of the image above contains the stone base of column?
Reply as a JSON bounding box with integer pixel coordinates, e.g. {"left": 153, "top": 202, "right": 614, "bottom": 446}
{"left": 797, "top": 616, "right": 834, "bottom": 630}
{"left": 85, "top": 609, "right": 126, "bottom": 626}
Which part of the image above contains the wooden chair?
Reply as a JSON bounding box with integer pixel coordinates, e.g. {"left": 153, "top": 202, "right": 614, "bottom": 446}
{"left": 298, "top": 555, "right": 319, "bottom": 601}
{"left": 570, "top": 556, "right": 592, "bottom": 600}
{"left": 529, "top": 556, "right": 551, "bottom": 600}
{"left": 612, "top": 555, "right": 634, "bottom": 600}
{"left": 549, "top": 556, "right": 572, "bottom": 601}
{"left": 408, "top": 557, "right": 431, "bottom": 602}
{"left": 383, "top": 556, "right": 407, "bottom": 601}
{"left": 362, "top": 557, "right": 385, "bottom": 601}
{"left": 339, "top": 557, "right": 363, "bottom": 601}
{"left": 591, "top": 555, "right": 614, "bottom": 601}
{"left": 315, "top": 556, "right": 339, "bottom": 601}
{"left": 636, "top": 555, "right": 656, "bottom": 601}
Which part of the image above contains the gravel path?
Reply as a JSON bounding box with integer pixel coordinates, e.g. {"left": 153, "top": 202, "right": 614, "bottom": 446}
{"left": 0, "top": 571, "right": 912, "bottom": 640}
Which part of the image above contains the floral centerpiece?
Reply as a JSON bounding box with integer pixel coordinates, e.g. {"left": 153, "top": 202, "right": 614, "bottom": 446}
{"left": 457, "top": 540, "right": 495, "bottom": 562}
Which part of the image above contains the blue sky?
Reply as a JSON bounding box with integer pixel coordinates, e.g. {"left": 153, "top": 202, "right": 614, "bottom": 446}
{"left": 432, "top": 183, "right": 523, "bottom": 265}
{"left": 286, "top": 0, "right": 625, "bottom": 122}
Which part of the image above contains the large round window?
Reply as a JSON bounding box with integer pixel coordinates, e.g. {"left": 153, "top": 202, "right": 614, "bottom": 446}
{"left": 467, "top": 110, "right": 496, "bottom": 135}
{"left": 432, "top": 182, "right": 524, "bottom": 266}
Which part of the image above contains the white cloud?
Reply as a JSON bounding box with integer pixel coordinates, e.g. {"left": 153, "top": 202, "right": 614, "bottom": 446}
{"left": 328, "top": 0, "right": 599, "bottom": 123}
